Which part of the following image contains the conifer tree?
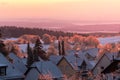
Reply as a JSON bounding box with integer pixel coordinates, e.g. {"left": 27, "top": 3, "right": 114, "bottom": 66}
{"left": 0, "top": 29, "right": 8, "bottom": 56}
{"left": 27, "top": 42, "right": 34, "bottom": 67}
{"left": 58, "top": 41, "right": 62, "bottom": 55}
{"left": 33, "top": 39, "right": 40, "bottom": 61}
{"left": 62, "top": 40, "right": 65, "bottom": 55}
{"left": 34, "top": 38, "right": 42, "bottom": 50}
{"left": 33, "top": 38, "right": 48, "bottom": 61}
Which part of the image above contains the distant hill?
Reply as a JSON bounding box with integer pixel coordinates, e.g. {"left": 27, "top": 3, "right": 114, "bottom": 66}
{"left": 0, "top": 21, "right": 120, "bottom": 33}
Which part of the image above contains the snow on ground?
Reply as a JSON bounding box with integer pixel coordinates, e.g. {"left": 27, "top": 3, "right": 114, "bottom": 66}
{"left": 98, "top": 36, "right": 120, "bottom": 45}
{"left": 18, "top": 43, "right": 50, "bottom": 53}
{"left": 18, "top": 44, "right": 35, "bottom": 53}
{"left": 4, "top": 36, "right": 120, "bottom": 52}
{"left": 5, "top": 38, "right": 18, "bottom": 41}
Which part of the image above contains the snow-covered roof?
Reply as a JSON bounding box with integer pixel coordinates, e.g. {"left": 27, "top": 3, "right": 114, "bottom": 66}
{"left": 89, "top": 61, "right": 96, "bottom": 69}
{"left": 0, "top": 53, "right": 24, "bottom": 79}
{"left": 8, "top": 53, "right": 27, "bottom": 74}
{"left": 25, "top": 68, "right": 39, "bottom": 80}
{"left": 105, "top": 52, "right": 119, "bottom": 60}
{"left": 21, "top": 58, "right": 27, "bottom": 65}
{"left": 0, "top": 64, "right": 7, "bottom": 67}
{"left": 65, "top": 51, "right": 83, "bottom": 67}
{"left": 115, "top": 58, "right": 120, "bottom": 60}
{"left": 31, "top": 61, "right": 63, "bottom": 79}
{"left": 84, "top": 48, "right": 99, "bottom": 57}
{"left": 57, "top": 51, "right": 93, "bottom": 70}
{"left": 21, "top": 55, "right": 44, "bottom": 66}
{"left": 49, "top": 55, "right": 62, "bottom": 64}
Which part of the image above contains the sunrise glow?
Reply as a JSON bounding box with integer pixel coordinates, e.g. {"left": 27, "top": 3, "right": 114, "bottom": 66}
{"left": 0, "top": 0, "right": 120, "bottom": 21}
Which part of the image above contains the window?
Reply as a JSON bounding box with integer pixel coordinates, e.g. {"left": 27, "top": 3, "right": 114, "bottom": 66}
{"left": 54, "top": 78, "right": 57, "bottom": 80}
{"left": 81, "top": 61, "right": 87, "bottom": 70}
{"left": 118, "top": 62, "right": 120, "bottom": 69}
{"left": 101, "top": 66, "right": 104, "bottom": 70}
{"left": 0, "top": 67, "right": 6, "bottom": 76}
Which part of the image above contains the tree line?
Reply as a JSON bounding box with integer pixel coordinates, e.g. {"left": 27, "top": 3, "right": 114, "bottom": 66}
{"left": 0, "top": 26, "right": 88, "bottom": 38}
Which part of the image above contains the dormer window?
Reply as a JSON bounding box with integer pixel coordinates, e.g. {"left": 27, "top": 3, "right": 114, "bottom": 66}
{"left": 118, "top": 62, "right": 120, "bottom": 69}
{"left": 0, "top": 64, "right": 7, "bottom": 76}
{"left": 81, "top": 61, "right": 87, "bottom": 70}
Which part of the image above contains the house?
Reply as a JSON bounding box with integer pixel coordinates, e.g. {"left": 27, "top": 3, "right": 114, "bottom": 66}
{"left": 25, "top": 61, "right": 63, "bottom": 80}
{"left": 101, "top": 58, "right": 120, "bottom": 80}
{"left": 84, "top": 48, "right": 99, "bottom": 61}
{"left": 57, "top": 56, "right": 77, "bottom": 78}
{"left": 8, "top": 53, "right": 27, "bottom": 74}
{"left": 92, "top": 52, "right": 119, "bottom": 75}
{"left": 25, "top": 39, "right": 63, "bottom": 80}
{"left": 0, "top": 53, "right": 24, "bottom": 80}
{"left": 57, "top": 51, "right": 93, "bottom": 79}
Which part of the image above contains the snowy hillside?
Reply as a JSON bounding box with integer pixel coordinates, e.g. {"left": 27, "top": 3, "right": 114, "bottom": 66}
{"left": 98, "top": 36, "right": 120, "bottom": 45}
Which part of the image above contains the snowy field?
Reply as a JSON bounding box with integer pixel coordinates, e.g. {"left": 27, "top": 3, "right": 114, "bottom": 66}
{"left": 4, "top": 38, "right": 18, "bottom": 41}
{"left": 98, "top": 36, "right": 120, "bottom": 45}
{"left": 5, "top": 36, "right": 120, "bottom": 47}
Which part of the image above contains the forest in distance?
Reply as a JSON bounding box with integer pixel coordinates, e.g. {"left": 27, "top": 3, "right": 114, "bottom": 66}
{"left": 0, "top": 26, "right": 120, "bottom": 39}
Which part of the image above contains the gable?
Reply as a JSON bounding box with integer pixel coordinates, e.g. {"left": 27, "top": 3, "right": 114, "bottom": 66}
{"left": 25, "top": 68, "right": 39, "bottom": 80}
{"left": 57, "top": 58, "right": 76, "bottom": 78}
{"left": 92, "top": 54, "right": 112, "bottom": 75}
{"left": 102, "top": 60, "right": 120, "bottom": 74}
{"left": 57, "top": 57, "right": 75, "bottom": 70}
{"left": 0, "top": 53, "right": 23, "bottom": 79}
{"left": 31, "top": 61, "right": 63, "bottom": 79}
{"left": 8, "top": 53, "right": 27, "bottom": 74}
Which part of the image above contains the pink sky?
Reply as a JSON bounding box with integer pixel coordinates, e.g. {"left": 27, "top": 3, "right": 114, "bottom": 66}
{"left": 0, "top": 0, "right": 120, "bottom": 22}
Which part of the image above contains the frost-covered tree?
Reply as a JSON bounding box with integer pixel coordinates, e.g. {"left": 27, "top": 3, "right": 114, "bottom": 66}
{"left": 51, "top": 36, "right": 57, "bottom": 43}
{"left": 17, "top": 34, "right": 40, "bottom": 44}
{"left": 33, "top": 38, "right": 48, "bottom": 60}
{"left": 42, "top": 34, "right": 52, "bottom": 44}
{"left": 85, "top": 36, "right": 99, "bottom": 48}
{"left": 46, "top": 44, "right": 58, "bottom": 57}
{"left": 73, "top": 43, "right": 81, "bottom": 51}
{"left": 0, "top": 40, "right": 8, "bottom": 56}
{"left": 64, "top": 41, "right": 72, "bottom": 51}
